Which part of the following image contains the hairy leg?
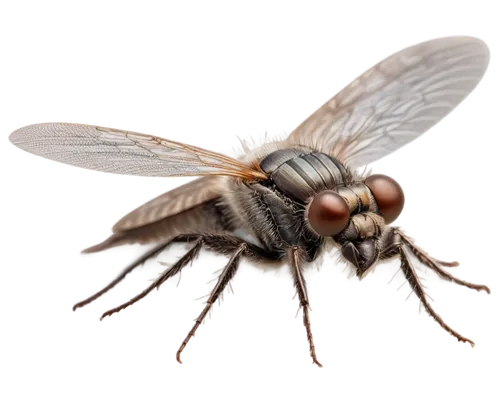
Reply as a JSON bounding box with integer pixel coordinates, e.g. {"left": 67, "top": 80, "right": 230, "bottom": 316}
{"left": 396, "top": 229, "right": 493, "bottom": 348}
{"left": 380, "top": 228, "right": 489, "bottom": 346}
{"left": 174, "top": 235, "right": 283, "bottom": 362}
{"left": 97, "top": 234, "right": 281, "bottom": 320}
{"left": 73, "top": 238, "right": 180, "bottom": 311}
{"left": 290, "top": 246, "right": 322, "bottom": 367}
{"left": 176, "top": 243, "right": 246, "bottom": 363}
{"left": 100, "top": 238, "right": 203, "bottom": 320}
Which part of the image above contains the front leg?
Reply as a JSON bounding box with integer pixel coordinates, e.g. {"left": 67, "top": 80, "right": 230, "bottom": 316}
{"left": 292, "top": 247, "right": 325, "bottom": 368}
{"left": 380, "top": 227, "right": 490, "bottom": 346}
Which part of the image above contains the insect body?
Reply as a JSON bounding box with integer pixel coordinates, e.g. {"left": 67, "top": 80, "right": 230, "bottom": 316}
{"left": 9, "top": 37, "right": 491, "bottom": 366}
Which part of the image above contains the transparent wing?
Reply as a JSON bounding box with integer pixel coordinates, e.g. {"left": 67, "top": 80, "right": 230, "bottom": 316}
{"left": 286, "top": 36, "right": 489, "bottom": 168}
{"left": 9, "top": 123, "right": 267, "bottom": 180}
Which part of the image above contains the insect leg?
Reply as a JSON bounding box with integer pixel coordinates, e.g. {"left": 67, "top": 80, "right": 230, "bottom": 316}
{"left": 176, "top": 243, "right": 246, "bottom": 363}
{"left": 73, "top": 238, "right": 183, "bottom": 311}
{"left": 290, "top": 246, "right": 323, "bottom": 367}
{"left": 395, "top": 228, "right": 493, "bottom": 294}
{"left": 396, "top": 229, "right": 493, "bottom": 348}
{"left": 98, "top": 238, "right": 203, "bottom": 320}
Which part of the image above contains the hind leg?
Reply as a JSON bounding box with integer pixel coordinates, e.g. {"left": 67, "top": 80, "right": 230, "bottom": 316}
{"left": 73, "top": 238, "right": 183, "bottom": 311}
{"left": 75, "top": 233, "right": 302, "bottom": 363}
{"left": 99, "top": 238, "right": 204, "bottom": 319}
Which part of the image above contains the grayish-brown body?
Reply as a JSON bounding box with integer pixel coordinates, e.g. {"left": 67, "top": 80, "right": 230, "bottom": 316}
{"left": 7, "top": 35, "right": 493, "bottom": 367}
{"left": 229, "top": 148, "right": 383, "bottom": 268}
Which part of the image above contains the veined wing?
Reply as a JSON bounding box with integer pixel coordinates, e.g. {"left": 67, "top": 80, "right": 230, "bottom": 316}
{"left": 286, "top": 36, "right": 489, "bottom": 168}
{"left": 9, "top": 123, "right": 267, "bottom": 180}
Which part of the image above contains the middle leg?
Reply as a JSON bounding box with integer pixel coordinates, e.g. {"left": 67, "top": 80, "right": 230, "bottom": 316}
{"left": 290, "top": 246, "right": 323, "bottom": 367}
{"left": 175, "top": 235, "right": 284, "bottom": 362}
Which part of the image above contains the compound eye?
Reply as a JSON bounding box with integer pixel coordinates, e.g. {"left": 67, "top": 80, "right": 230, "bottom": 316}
{"left": 365, "top": 174, "right": 405, "bottom": 224}
{"left": 307, "top": 191, "right": 350, "bottom": 236}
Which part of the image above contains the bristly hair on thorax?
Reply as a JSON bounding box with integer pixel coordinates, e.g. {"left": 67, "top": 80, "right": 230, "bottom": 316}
{"left": 233, "top": 131, "right": 372, "bottom": 184}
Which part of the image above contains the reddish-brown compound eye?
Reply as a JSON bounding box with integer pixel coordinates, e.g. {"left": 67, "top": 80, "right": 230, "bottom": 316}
{"left": 307, "top": 191, "right": 350, "bottom": 236}
{"left": 365, "top": 174, "right": 405, "bottom": 224}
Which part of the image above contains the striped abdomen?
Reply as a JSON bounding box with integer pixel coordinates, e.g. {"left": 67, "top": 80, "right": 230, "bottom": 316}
{"left": 260, "top": 148, "right": 351, "bottom": 202}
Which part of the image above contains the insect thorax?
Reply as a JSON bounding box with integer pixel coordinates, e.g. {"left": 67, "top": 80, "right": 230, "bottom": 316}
{"left": 224, "top": 149, "right": 350, "bottom": 260}
{"left": 259, "top": 148, "right": 351, "bottom": 202}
